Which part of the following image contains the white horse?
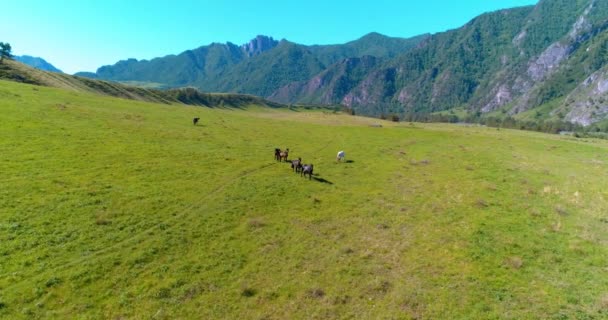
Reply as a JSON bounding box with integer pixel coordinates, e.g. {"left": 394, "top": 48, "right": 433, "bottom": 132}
{"left": 336, "top": 151, "right": 345, "bottom": 162}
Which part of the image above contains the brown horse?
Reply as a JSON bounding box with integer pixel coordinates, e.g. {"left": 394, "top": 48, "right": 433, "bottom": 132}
{"left": 274, "top": 148, "right": 281, "bottom": 161}
{"left": 279, "top": 148, "right": 289, "bottom": 162}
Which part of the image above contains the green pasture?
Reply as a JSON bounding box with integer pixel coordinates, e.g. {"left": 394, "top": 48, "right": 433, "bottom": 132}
{"left": 1, "top": 80, "right": 607, "bottom": 319}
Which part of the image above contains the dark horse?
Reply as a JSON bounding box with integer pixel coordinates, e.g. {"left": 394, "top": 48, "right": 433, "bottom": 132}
{"left": 193, "top": 117, "right": 200, "bottom": 125}
{"left": 301, "top": 164, "right": 314, "bottom": 180}
{"left": 274, "top": 148, "right": 281, "bottom": 161}
{"left": 291, "top": 158, "right": 303, "bottom": 173}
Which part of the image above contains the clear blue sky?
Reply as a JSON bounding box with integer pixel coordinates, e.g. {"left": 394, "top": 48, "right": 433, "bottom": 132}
{"left": 2, "top": 0, "right": 538, "bottom": 74}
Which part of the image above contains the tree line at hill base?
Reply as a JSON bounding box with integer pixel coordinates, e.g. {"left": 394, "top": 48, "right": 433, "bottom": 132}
{"left": 339, "top": 105, "right": 608, "bottom": 139}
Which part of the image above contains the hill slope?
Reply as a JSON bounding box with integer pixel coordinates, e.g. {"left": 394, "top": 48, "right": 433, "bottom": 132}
{"left": 15, "top": 55, "right": 62, "bottom": 73}
{"left": 0, "top": 59, "right": 283, "bottom": 108}
{"left": 268, "top": 55, "right": 381, "bottom": 105}
{"left": 1, "top": 80, "right": 607, "bottom": 319}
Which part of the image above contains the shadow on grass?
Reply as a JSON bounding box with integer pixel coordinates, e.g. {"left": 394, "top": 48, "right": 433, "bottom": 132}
{"left": 345, "top": 160, "right": 355, "bottom": 163}
{"left": 312, "top": 176, "right": 333, "bottom": 184}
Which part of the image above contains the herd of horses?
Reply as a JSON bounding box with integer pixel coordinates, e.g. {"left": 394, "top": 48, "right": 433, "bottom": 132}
{"left": 192, "top": 118, "right": 343, "bottom": 181}
{"left": 274, "top": 148, "right": 314, "bottom": 179}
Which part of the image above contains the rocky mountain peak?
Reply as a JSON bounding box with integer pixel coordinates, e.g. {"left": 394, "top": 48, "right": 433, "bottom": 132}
{"left": 241, "top": 35, "right": 279, "bottom": 57}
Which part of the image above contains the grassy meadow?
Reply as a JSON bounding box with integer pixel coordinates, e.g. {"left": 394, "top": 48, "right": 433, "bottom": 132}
{"left": 1, "top": 79, "right": 608, "bottom": 319}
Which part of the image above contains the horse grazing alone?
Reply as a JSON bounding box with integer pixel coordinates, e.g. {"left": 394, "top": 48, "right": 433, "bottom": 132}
{"left": 279, "top": 148, "right": 289, "bottom": 162}
{"left": 193, "top": 117, "right": 200, "bottom": 125}
{"left": 291, "top": 158, "right": 303, "bottom": 173}
{"left": 274, "top": 148, "right": 282, "bottom": 161}
{"left": 336, "top": 150, "right": 345, "bottom": 162}
{"left": 301, "top": 164, "right": 314, "bottom": 180}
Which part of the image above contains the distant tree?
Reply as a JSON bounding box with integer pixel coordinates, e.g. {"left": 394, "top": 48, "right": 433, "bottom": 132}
{"left": 0, "top": 42, "right": 12, "bottom": 63}
{"left": 391, "top": 114, "right": 400, "bottom": 122}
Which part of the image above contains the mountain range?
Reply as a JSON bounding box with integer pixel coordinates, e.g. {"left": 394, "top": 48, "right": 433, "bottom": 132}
{"left": 75, "top": 32, "right": 427, "bottom": 96}
{"left": 76, "top": 0, "right": 608, "bottom": 126}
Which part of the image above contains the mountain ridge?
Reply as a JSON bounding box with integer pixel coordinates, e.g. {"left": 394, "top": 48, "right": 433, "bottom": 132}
{"left": 15, "top": 55, "right": 62, "bottom": 73}
{"left": 74, "top": 0, "right": 608, "bottom": 126}
{"left": 74, "top": 32, "right": 429, "bottom": 97}
{"left": 280, "top": 0, "right": 608, "bottom": 126}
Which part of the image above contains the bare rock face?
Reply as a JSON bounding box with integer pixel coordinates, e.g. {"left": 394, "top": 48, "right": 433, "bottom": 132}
{"left": 269, "top": 56, "right": 379, "bottom": 105}
{"left": 525, "top": 2, "right": 594, "bottom": 82}
{"left": 342, "top": 79, "right": 373, "bottom": 107}
{"left": 513, "top": 30, "right": 527, "bottom": 47}
{"left": 397, "top": 87, "right": 411, "bottom": 105}
{"left": 569, "top": 16, "right": 592, "bottom": 40}
{"left": 480, "top": 1, "right": 599, "bottom": 116}
{"left": 527, "top": 43, "right": 571, "bottom": 82}
{"left": 569, "top": 2, "right": 594, "bottom": 40}
{"left": 241, "top": 35, "right": 279, "bottom": 57}
{"left": 598, "top": 78, "right": 608, "bottom": 94}
{"left": 267, "top": 81, "right": 307, "bottom": 104}
{"left": 565, "top": 68, "right": 608, "bottom": 125}
{"left": 482, "top": 84, "right": 513, "bottom": 112}
{"left": 342, "top": 74, "right": 380, "bottom": 107}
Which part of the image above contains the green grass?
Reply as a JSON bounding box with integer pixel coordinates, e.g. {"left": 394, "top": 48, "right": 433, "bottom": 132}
{"left": 1, "top": 79, "right": 608, "bottom": 319}
{"left": 514, "top": 98, "right": 566, "bottom": 122}
{"left": 431, "top": 107, "right": 470, "bottom": 118}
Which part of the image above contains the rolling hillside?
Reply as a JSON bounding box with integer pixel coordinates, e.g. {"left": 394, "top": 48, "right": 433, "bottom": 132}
{"left": 1, "top": 78, "right": 607, "bottom": 319}
{"left": 15, "top": 55, "right": 62, "bottom": 73}
{"left": 0, "top": 59, "right": 283, "bottom": 109}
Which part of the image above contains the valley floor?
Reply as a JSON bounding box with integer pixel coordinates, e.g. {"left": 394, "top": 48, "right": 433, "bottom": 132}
{"left": 1, "top": 80, "right": 607, "bottom": 319}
